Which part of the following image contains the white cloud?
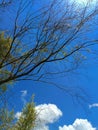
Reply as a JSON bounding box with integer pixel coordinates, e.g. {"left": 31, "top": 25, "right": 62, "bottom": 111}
{"left": 15, "top": 103, "right": 96, "bottom": 130}
{"left": 15, "top": 103, "right": 62, "bottom": 130}
{"left": 89, "top": 103, "right": 98, "bottom": 109}
{"left": 15, "top": 112, "right": 22, "bottom": 119}
{"left": 59, "top": 119, "right": 96, "bottom": 130}
{"left": 34, "top": 104, "right": 62, "bottom": 130}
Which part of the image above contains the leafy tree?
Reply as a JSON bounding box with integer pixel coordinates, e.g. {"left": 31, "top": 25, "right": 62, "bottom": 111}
{"left": 0, "top": 95, "right": 36, "bottom": 130}
{"left": 0, "top": 108, "right": 14, "bottom": 130}
{"left": 0, "top": 0, "right": 98, "bottom": 86}
{"left": 0, "top": 0, "right": 98, "bottom": 129}
{"left": 10, "top": 97, "right": 36, "bottom": 130}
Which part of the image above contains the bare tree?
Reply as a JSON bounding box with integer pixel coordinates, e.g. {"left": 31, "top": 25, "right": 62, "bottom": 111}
{"left": 0, "top": 0, "right": 98, "bottom": 86}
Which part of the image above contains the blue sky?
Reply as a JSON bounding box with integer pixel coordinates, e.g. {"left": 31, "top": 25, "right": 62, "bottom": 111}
{"left": 13, "top": 60, "right": 98, "bottom": 130}
{"left": 1, "top": 0, "right": 98, "bottom": 130}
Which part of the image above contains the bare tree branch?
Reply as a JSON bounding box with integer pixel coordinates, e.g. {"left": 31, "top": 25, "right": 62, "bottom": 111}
{"left": 0, "top": 0, "right": 98, "bottom": 86}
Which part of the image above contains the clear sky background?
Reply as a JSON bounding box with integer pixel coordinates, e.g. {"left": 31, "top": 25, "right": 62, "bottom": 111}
{"left": 2, "top": 0, "right": 98, "bottom": 130}
{"left": 12, "top": 58, "right": 98, "bottom": 130}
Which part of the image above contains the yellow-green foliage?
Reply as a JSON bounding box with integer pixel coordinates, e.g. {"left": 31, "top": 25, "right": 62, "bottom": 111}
{"left": 0, "top": 32, "right": 13, "bottom": 82}
{"left": 0, "top": 97, "right": 36, "bottom": 130}
{"left": 0, "top": 32, "right": 12, "bottom": 60}
{"left": 0, "top": 108, "right": 14, "bottom": 130}
{"left": 13, "top": 98, "right": 36, "bottom": 130}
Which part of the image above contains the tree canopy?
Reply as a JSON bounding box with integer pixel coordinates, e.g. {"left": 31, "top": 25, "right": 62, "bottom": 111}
{"left": 0, "top": 0, "right": 98, "bottom": 86}
{"left": 0, "top": 0, "right": 98, "bottom": 129}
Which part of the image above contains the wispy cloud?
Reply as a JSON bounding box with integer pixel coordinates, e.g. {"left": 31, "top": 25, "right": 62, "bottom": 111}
{"left": 20, "top": 90, "right": 27, "bottom": 105}
{"left": 21, "top": 90, "right": 27, "bottom": 97}
{"left": 89, "top": 103, "right": 98, "bottom": 109}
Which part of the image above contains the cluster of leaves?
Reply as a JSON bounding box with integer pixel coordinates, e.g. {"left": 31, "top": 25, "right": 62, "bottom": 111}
{"left": 0, "top": 33, "right": 36, "bottom": 130}
{"left": 0, "top": 0, "right": 98, "bottom": 129}
{"left": 0, "top": 96, "right": 36, "bottom": 130}
{"left": 0, "top": 108, "right": 14, "bottom": 130}
{"left": 0, "top": 32, "right": 12, "bottom": 62}
{"left": 0, "top": 32, "right": 13, "bottom": 92}
{"left": 10, "top": 98, "right": 36, "bottom": 130}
